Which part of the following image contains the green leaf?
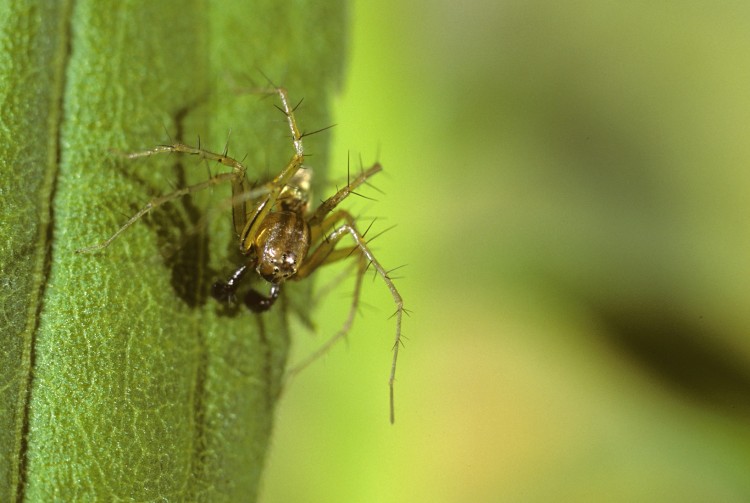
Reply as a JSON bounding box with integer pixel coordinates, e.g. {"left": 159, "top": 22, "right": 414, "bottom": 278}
{"left": 0, "top": 1, "right": 346, "bottom": 500}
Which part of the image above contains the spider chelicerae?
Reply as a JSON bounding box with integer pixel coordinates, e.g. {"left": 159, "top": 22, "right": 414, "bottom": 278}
{"left": 77, "top": 87, "right": 405, "bottom": 423}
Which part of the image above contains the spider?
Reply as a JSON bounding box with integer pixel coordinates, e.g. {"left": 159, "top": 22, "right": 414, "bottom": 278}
{"left": 77, "top": 87, "right": 405, "bottom": 423}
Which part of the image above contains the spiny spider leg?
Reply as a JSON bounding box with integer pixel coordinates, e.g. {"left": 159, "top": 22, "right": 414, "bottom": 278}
{"left": 329, "top": 222, "right": 404, "bottom": 425}
{"left": 290, "top": 209, "right": 404, "bottom": 423}
{"left": 121, "top": 143, "right": 246, "bottom": 172}
{"left": 75, "top": 141, "right": 251, "bottom": 254}
{"left": 76, "top": 86, "right": 306, "bottom": 259}
{"left": 297, "top": 210, "right": 361, "bottom": 276}
{"left": 236, "top": 87, "right": 308, "bottom": 254}
{"left": 284, "top": 161, "right": 403, "bottom": 423}
{"left": 285, "top": 252, "right": 366, "bottom": 379}
{"left": 76, "top": 170, "right": 238, "bottom": 254}
{"left": 307, "top": 163, "right": 383, "bottom": 230}
{"left": 127, "top": 143, "right": 251, "bottom": 237}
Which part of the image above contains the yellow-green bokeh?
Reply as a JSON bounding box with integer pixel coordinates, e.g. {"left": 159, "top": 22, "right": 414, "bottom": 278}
{"left": 262, "top": 1, "right": 750, "bottom": 502}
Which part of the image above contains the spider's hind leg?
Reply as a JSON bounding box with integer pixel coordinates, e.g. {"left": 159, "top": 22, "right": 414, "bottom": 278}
{"left": 291, "top": 201, "right": 405, "bottom": 423}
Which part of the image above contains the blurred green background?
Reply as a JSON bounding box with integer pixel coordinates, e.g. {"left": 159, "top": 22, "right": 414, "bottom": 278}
{"left": 262, "top": 1, "right": 750, "bottom": 502}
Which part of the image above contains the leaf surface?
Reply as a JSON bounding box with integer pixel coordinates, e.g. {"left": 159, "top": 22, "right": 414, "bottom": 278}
{"left": 0, "top": 1, "right": 345, "bottom": 500}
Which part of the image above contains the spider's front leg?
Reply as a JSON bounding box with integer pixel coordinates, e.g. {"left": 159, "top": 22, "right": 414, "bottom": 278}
{"left": 76, "top": 143, "right": 247, "bottom": 254}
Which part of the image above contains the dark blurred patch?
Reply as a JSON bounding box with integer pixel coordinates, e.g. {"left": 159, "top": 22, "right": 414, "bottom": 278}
{"left": 600, "top": 304, "right": 750, "bottom": 416}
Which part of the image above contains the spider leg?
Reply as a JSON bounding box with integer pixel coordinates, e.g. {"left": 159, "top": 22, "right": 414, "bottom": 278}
{"left": 236, "top": 153, "right": 304, "bottom": 252}
{"left": 296, "top": 210, "right": 360, "bottom": 277}
{"left": 307, "top": 162, "right": 382, "bottom": 229}
{"left": 84, "top": 84, "right": 307, "bottom": 256}
{"left": 76, "top": 143, "right": 251, "bottom": 254}
{"left": 285, "top": 250, "right": 366, "bottom": 377}
{"left": 237, "top": 87, "right": 308, "bottom": 254}
{"left": 121, "top": 142, "right": 256, "bottom": 238}
{"left": 76, "top": 170, "right": 238, "bottom": 254}
{"left": 290, "top": 209, "right": 404, "bottom": 424}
